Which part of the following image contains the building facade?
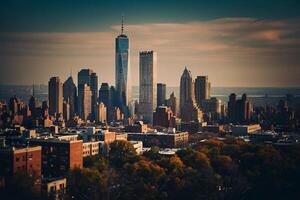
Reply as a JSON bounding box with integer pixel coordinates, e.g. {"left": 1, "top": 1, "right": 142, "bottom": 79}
{"left": 194, "top": 76, "right": 210, "bottom": 107}
{"left": 48, "top": 77, "right": 63, "bottom": 116}
{"left": 179, "top": 67, "right": 202, "bottom": 122}
{"left": 63, "top": 76, "right": 77, "bottom": 118}
{"left": 115, "top": 22, "right": 131, "bottom": 117}
{"left": 157, "top": 83, "right": 166, "bottom": 107}
{"left": 139, "top": 51, "right": 157, "bottom": 124}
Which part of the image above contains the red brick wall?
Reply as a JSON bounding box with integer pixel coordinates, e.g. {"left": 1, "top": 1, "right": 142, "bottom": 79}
{"left": 69, "top": 142, "right": 83, "bottom": 169}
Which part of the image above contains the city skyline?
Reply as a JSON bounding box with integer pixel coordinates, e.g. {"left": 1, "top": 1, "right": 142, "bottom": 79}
{"left": 0, "top": 0, "right": 300, "bottom": 87}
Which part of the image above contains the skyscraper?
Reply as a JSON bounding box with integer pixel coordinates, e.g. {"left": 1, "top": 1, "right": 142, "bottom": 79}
{"left": 99, "top": 83, "right": 110, "bottom": 108}
{"left": 90, "top": 72, "right": 98, "bottom": 117}
{"left": 78, "top": 69, "right": 97, "bottom": 120}
{"left": 179, "top": 67, "right": 202, "bottom": 122}
{"left": 194, "top": 76, "right": 210, "bottom": 108}
{"left": 48, "top": 77, "right": 63, "bottom": 116}
{"left": 63, "top": 76, "right": 77, "bottom": 118}
{"left": 228, "top": 93, "right": 252, "bottom": 124}
{"left": 166, "top": 92, "right": 178, "bottom": 116}
{"left": 99, "top": 83, "right": 111, "bottom": 122}
{"left": 80, "top": 84, "right": 92, "bottom": 121}
{"left": 115, "top": 18, "right": 131, "bottom": 117}
{"left": 29, "top": 84, "right": 37, "bottom": 118}
{"left": 139, "top": 51, "right": 157, "bottom": 124}
{"left": 157, "top": 83, "right": 166, "bottom": 107}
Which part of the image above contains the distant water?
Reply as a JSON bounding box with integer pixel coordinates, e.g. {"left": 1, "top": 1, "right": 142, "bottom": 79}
{"left": 1, "top": 85, "right": 300, "bottom": 107}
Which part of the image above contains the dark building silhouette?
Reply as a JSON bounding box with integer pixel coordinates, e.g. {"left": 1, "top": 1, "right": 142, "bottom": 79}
{"left": 228, "top": 93, "right": 252, "bottom": 124}
{"left": 63, "top": 76, "right": 77, "bottom": 118}
{"left": 99, "top": 83, "right": 111, "bottom": 122}
{"left": 29, "top": 84, "right": 37, "bottom": 118}
{"left": 179, "top": 67, "right": 202, "bottom": 122}
{"left": 78, "top": 69, "right": 96, "bottom": 120}
{"left": 48, "top": 77, "right": 63, "bottom": 116}
{"left": 194, "top": 76, "right": 210, "bottom": 108}
{"left": 90, "top": 72, "right": 98, "bottom": 118}
{"left": 157, "top": 83, "right": 166, "bottom": 107}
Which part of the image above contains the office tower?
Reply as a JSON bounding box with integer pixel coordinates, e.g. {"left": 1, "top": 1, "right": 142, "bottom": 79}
{"left": 179, "top": 67, "right": 202, "bottom": 122}
{"left": 139, "top": 51, "right": 157, "bottom": 124}
{"left": 99, "top": 83, "right": 110, "bottom": 108}
{"left": 63, "top": 76, "right": 77, "bottom": 118}
{"left": 78, "top": 69, "right": 96, "bottom": 120}
{"left": 80, "top": 84, "right": 92, "bottom": 121}
{"left": 157, "top": 83, "right": 166, "bottom": 107}
{"left": 166, "top": 92, "right": 178, "bottom": 116}
{"left": 115, "top": 18, "right": 131, "bottom": 116}
{"left": 90, "top": 72, "right": 98, "bottom": 117}
{"left": 194, "top": 76, "right": 210, "bottom": 108}
{"left": 96, "top": 102, "right": 107, "bottom": 123}
{"left": 48, "top": 77, "right": 63, "bottom": 116}
{"left": 29, "top": 84, "right": 37, "bottom": 118}
{"left": 153, "top": 106, "right": 173, "bottom": 128}
{"left": 228, "top": 93, "right": 252, "bottom": 124}
{"left": 228, "top": 93, "right": 237, "bottom": 122}
{"left": 202, "top": 97, "right": 222, "bottom": 122}
{"left": 63, "top": 99, "right": 70, "bottom": 121}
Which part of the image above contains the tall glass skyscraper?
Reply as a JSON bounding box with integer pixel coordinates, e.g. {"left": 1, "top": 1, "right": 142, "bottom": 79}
{"left": 139, "top": 51, "right": 157, "bottom": 124}
{"left": 115, "top": 19, "right": 131, "bottom": 117}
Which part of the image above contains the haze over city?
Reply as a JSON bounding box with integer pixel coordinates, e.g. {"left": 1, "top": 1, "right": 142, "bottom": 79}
{"left": 1, "top": 0, "right": 300, "bottom": 87}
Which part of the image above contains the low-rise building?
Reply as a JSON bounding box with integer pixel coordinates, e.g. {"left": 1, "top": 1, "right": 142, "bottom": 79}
{"left": 127, "top": 131, "right": 188, "bottom": 148}
{"left": 125, "top": 121, "right": 147, "bottom": 133}
{"left": 231, "top": 124, "right": 261, "bottom": 136}
{"left": 0, "top": 145, "right": 42, "bottom": 187}
{"left": 82, "top": 141, "right": 100, "bottom": 157}
{"left": 129, "top": 141, "right": 143, "bottom": 155}
{"left": 42, "top": 178, "right": 66, "bottom": 200}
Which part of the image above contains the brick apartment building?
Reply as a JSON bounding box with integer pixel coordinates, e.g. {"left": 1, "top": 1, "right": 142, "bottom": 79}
{"left": 29, "top": 139, "right": 83, "bottom": 177}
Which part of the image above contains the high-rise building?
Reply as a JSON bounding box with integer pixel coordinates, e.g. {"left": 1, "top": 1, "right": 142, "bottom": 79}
{"left": 78, "top": 69, "right": 96, "bottom": 120}
{"left": 48, "top": 77, "right": 63, "bottom": 116}
{"left": 228, "top": 93, "right": 252, "bottom": 124}
{"left": 82, "top": 84, "right": 92, "bottom": 121}
{"left": 99, "top": 83, "right": 110, "bottom": 108}
{"left": 29, "top": 84, "right": 37, "bottom": 118}
{"left": 115, "top": 18, "right": 131, "bottom": 116}
{"left": 63, "top": 76, "right": 77, "bottom": 118}
{"left": 63, "top": 99, "right": 70, "bottom": 121}
{"left": 179, "top": 67, "right": 202, "bottom": 122}
{"left": 139, "top": 51, "right": 157, "bottom": 124}
{"left": 96, "top": 102, "right": 107, "bottom": 123}
{"left": 90, "top": 72, "right": 98, "bottom": 117}
{"left": 194, "top": 76, "right": 210, "bottom": 108}
{"left": 166, "top": 92, "right": 178, "bottom": 116}
{"left": 157, "top": 83, "right": 166, "bottom": 107}
{"left": 202, "top": 97, "right": 222, "bottom": 122}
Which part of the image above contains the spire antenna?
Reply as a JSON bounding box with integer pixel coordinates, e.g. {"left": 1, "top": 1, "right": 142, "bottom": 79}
{"left": 121, "top": 15, "right": 124, "bottom": 34}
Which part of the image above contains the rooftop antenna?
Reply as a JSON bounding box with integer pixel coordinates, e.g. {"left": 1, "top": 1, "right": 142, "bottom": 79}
{"left": 121, "top": 15, "right": 124, "bottom": 34}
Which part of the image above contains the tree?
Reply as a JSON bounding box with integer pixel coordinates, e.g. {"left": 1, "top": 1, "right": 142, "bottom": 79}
{"left": 109, "top": 140, "right": 139, "bottom": 168}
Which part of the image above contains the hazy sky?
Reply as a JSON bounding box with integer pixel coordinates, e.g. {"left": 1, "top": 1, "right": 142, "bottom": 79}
{"left": 0, "top": 0, "right": 300, "bottom": 87}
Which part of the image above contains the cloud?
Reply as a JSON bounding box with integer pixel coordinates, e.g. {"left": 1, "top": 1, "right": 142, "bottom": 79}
{"left": 0, "top": 17, "right": 299, "bottom": 87}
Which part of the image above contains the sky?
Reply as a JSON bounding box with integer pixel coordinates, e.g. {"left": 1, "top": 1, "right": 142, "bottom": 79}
{"left": 0, "top": 0, "right": 300, "bottom": 87}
